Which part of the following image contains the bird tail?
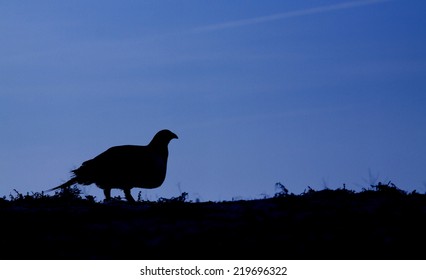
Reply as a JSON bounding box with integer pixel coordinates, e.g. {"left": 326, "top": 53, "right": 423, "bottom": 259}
{"left": 46, "top": 177, "right": 78, "bottom": 193}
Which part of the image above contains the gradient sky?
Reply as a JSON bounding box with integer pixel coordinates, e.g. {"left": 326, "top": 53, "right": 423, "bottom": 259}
{"left": 1, "top": 0, "right": 425, "bottom": 202}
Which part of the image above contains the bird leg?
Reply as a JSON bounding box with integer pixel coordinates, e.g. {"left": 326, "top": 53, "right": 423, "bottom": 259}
{"left": 103, "top": 188, "right": 111, "bottom": 202}
{"left": 123, "top": 189, "right": 135, "bottom": 203}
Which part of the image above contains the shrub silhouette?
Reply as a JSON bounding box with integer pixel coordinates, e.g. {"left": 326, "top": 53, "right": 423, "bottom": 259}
{"left": 1, "top": 181, "right": 426, "bottom": 260}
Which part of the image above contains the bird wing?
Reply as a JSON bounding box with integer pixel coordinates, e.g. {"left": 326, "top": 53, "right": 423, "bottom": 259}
{"left": 74, "top": 145, "right": 167, "bottom": 188}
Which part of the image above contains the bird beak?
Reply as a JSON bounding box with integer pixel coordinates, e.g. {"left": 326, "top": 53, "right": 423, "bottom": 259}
{"left": 173, "top": 133, "right": 179, "bottom": 139}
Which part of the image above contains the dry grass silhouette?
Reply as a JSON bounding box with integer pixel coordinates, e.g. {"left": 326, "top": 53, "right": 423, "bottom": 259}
{"left": 1, "top": 182, "right": 425, "bottom": 260}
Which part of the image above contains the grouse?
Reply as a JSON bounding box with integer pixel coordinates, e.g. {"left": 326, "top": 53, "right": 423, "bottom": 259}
{"left": 48, "top": 129, "right": 178, "bottom": 202}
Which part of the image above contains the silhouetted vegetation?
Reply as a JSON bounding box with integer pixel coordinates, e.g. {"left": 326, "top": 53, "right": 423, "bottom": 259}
{"left": 1, "top": 182, "right": 426, "bottom": 260}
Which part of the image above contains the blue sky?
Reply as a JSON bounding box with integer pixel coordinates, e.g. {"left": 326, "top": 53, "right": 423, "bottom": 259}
{"left": 1, "top": 0, "right": 425, "bottom": 202}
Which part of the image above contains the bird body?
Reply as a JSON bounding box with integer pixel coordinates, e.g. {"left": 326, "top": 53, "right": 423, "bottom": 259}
{"left": 48, "top": 129, "right": 178, "bottom": 202}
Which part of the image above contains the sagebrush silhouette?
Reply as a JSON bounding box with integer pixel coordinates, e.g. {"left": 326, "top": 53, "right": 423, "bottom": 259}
{"left": 4, "top": 182, "right": 425, "bottom": 259}
{"left": 48, "top": 129, "right": 178, "bottom": 202}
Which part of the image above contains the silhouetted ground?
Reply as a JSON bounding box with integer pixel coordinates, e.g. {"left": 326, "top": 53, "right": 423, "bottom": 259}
{"left": 1, "top": 182, "right": 425, "bottom": 260}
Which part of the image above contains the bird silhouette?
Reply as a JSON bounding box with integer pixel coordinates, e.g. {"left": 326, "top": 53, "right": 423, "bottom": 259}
{"left": 48, "top": 129, "right": 178, "bottom": 202}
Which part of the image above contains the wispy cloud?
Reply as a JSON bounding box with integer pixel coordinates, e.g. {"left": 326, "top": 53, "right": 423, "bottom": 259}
{"left": 193, "top": 0, "right": 392, "bottom": 32}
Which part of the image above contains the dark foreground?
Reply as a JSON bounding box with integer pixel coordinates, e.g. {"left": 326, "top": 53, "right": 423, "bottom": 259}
{"left": 1, "top": 183, "right": 426, "bottom": 260}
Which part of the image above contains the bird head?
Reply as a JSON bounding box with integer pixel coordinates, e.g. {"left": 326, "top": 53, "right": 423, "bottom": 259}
{"left": 149, "top": 129, "right": 178, "bottom": 147}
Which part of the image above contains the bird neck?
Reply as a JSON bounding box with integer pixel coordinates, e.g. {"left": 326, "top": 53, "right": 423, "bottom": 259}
{"left": 148, "top": 142, "right": 169, "bottom": 159}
